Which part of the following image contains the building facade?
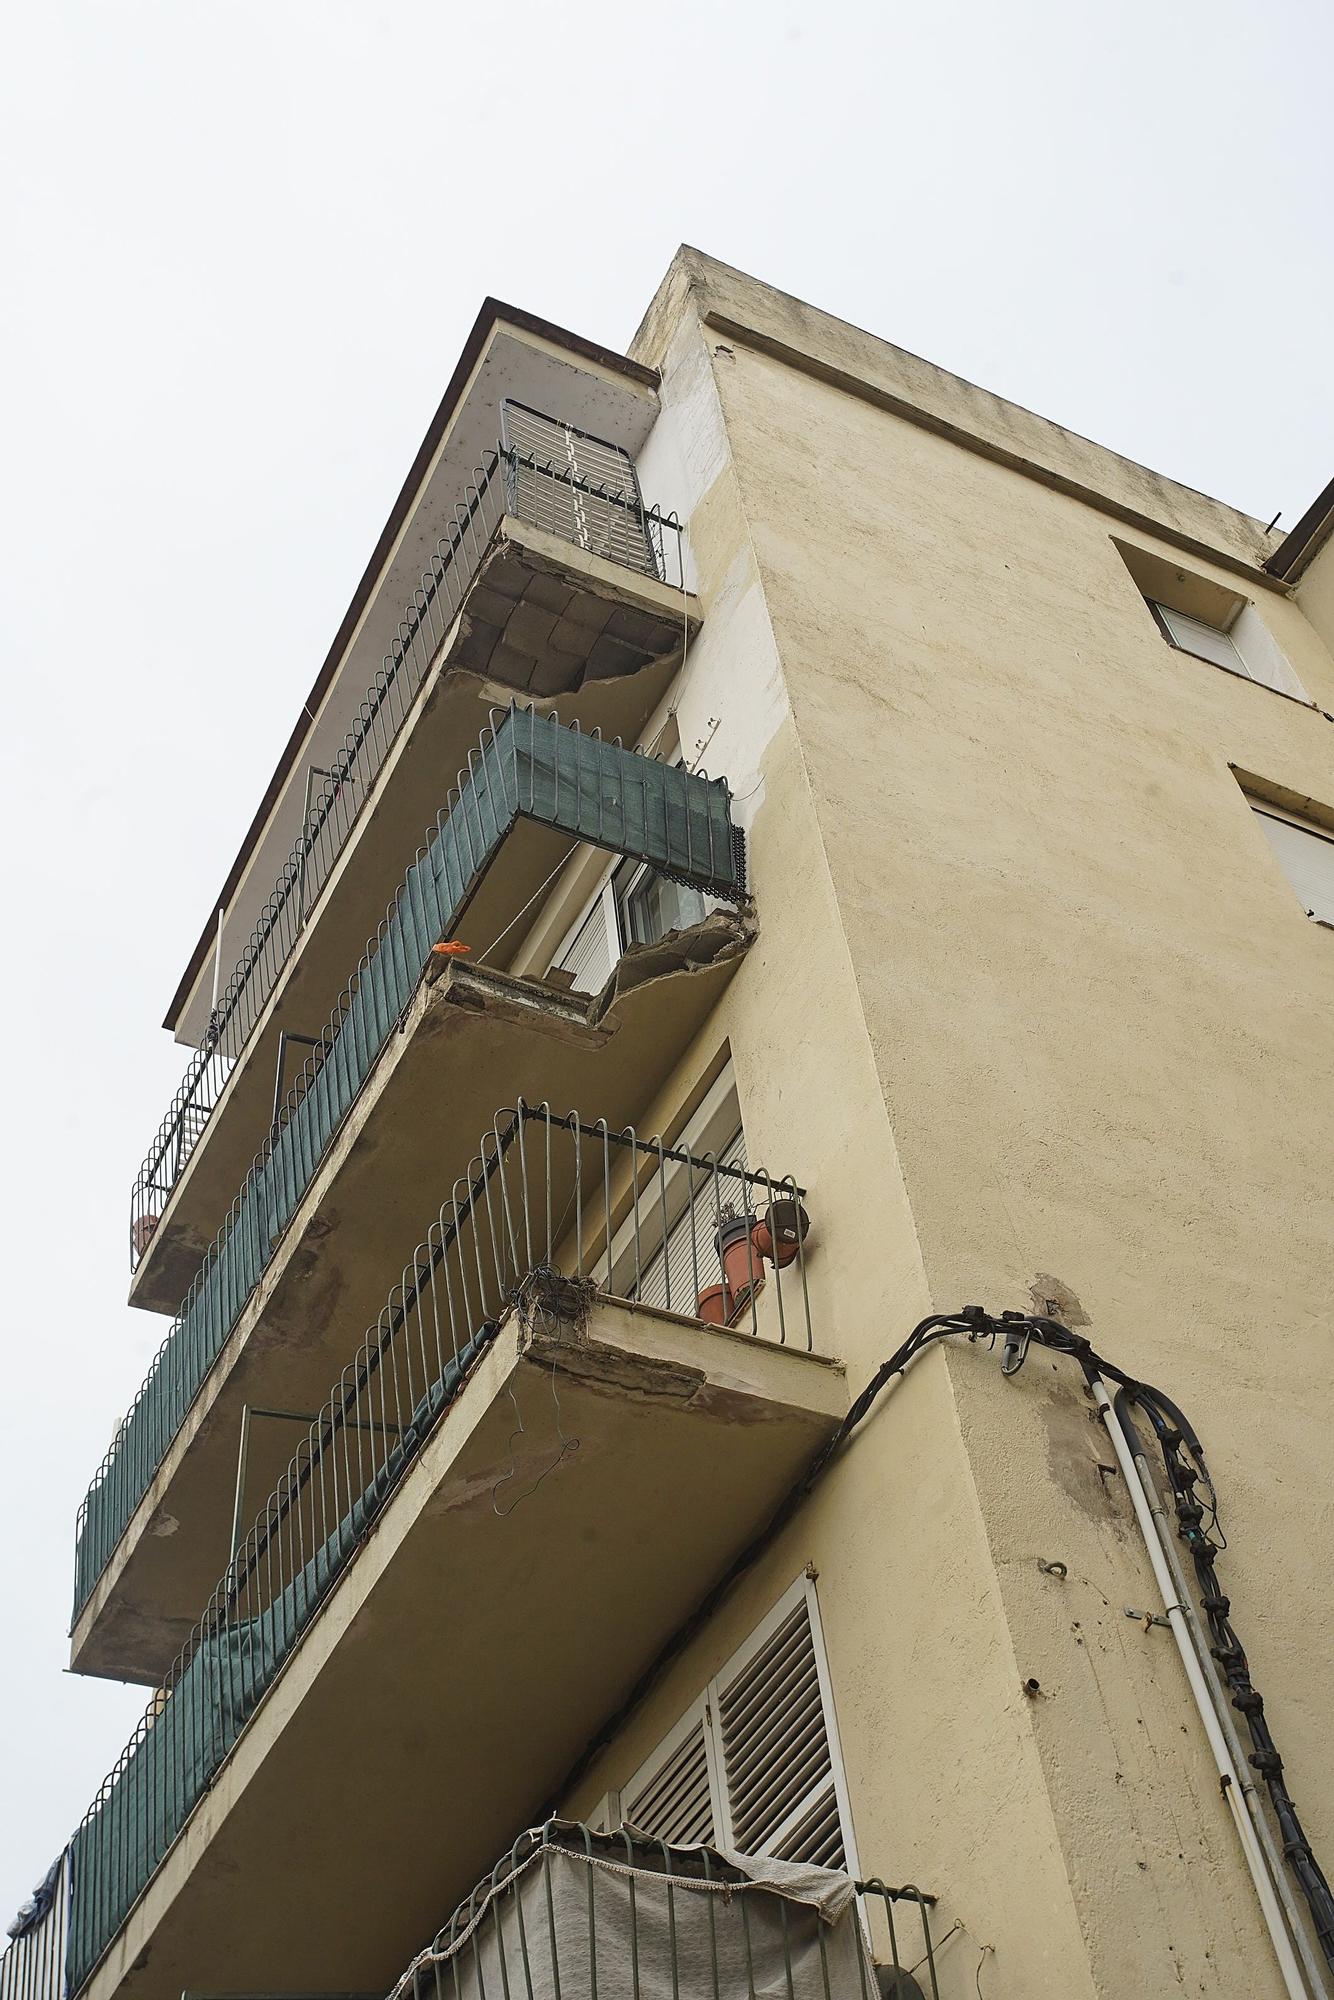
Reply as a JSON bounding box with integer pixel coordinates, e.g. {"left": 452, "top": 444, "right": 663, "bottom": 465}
{"left": 6, "top": 249, "right": 1334, "bottom": 2000}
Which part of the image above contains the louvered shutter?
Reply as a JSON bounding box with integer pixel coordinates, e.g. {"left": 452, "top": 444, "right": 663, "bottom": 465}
{"left": 555, "top": 895, "right": 615, "bottom": 996}
{"left": 501, "top": 403, "right": 656, "bottom": 577}
{"left": 622, "top": 1709, "right": 717, "bottom": 1845}
{"left": 618, "top": 1582, "right": 857, "bottom": 1873}
{"left": 634, "top": 1129, "right": 747, "bottom": 1314}
{"left": 717, "top": 1594, "right": 846, "bottom": 1868}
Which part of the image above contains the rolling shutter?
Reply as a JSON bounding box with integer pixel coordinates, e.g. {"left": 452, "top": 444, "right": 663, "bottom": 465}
{"left": 1252, "top": 807, "right": 1334, "bottom": 924}
{"left": 620, "top": 1581, "right": 856, "bottom": 1870}
{"left": 555, "top": 895, "right": 615, "bottom": 996}
{"left": 1152, "top": 602, "right": 1246, "bottom": 676}
{"left": 634, "top": 1128, "right": 747, "bottom": 1314}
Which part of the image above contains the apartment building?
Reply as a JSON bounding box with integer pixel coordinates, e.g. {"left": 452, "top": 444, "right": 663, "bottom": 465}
{"left": 6, "top": 248, "right": 1334, "bottom": 2000}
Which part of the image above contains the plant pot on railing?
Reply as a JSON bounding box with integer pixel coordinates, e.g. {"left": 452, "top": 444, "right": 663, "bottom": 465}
{"left": 751, "top": 1197, "right": 811, "bottom": 1269}
{"left": 695, "top": 1284, "right": 730, "bottom": 1326}
{"left": 132, "top": 1214, "right": 160, "bottom": 1260}
{"left": 715, "top": 1211, "right": 761, "bottom": 1305}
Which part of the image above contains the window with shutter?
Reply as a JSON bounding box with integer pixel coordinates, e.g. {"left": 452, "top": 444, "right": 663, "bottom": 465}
{"left": 717, "top": 1595, "right": 845, "bottom": 1868}
{"left": 621, "top": 1701, "right": 719, "bottom": 1846}
{"left": 554, "top": 893, "right": 616, "bottom": 996}
{"left": 1250, "top": 802, "right": 1334, "bottom": 925}
{"left": 1150, "top": 602, "right": 1247, "bottom": 676}
{"left": 1148, "top": 600, "right": 1308, "bottom": 700}
{"left": 633, "top": 1128, "right": 747, "bottom": 1314}
{"left": 619, "top": 1579, "right": 858, "bottom": 1872}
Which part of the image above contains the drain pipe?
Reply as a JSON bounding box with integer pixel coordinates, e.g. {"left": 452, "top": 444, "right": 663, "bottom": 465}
{"left": 1089, "top": 1374, "right": 1312, "bottom": 2000}
{"left": 1116, "top": 1401, "right": 1331, "bottom": 2000}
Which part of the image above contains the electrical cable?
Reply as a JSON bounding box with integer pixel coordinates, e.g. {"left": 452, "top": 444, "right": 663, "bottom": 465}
{"left": 545, "top": 1306, "right": 1334, "bottom": 1985}
{"left": 1114, "top": 1383, "right": 1334, "bottom": 1971}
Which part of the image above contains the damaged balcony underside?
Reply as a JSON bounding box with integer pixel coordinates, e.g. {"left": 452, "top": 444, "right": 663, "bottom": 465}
{"left": 76, "top": 1293, "right": 844, "bottom": 2000}
{"left": 133, "top": 518, "right": 702, "bottom": 1317}
{"left": 76, "top": 911, "right": 755, "bottom": 1684}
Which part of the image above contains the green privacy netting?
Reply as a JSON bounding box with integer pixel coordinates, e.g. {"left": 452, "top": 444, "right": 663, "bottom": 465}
{"left": 75, "top": 708, "right": 743, "bottom": 1620}
{"left": 70, "top": 1326, "right": 495, "bottom": 1994}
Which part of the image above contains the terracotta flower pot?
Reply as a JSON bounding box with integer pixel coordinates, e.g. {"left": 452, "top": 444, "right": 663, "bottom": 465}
{"left": 752, "top": 1198, "right": 810, "bottom": 1269}
{"left": 714, "top": 1212, "right": 760, "bottom": 1300}
{"left": 695, "top": 1283, "right": 729, "bottom": 1325}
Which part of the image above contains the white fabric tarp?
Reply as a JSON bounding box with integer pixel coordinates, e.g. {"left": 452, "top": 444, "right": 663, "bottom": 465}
{"left": 392, "top": 1826, "right": 875, "bottom": 2000}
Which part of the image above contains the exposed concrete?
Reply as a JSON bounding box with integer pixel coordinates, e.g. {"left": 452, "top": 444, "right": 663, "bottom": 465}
{"left": 78, "top": 1295, "right": 845, "bottom": 2000}
{"left": 77, "top": 924, "right": 752, "bottom": 1684}
{"left": 130, "top": 526, "right": 700, "bottom": 1316}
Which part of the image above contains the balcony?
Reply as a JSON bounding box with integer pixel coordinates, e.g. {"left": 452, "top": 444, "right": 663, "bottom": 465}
{"left": 384, "top": 1825, "right": 946, "bottom": 2000}
{"left": 62, "top": 1112, "right": 844, "bottom": 2000}
{"left": 130, "top": 401, "right": 699, "bottom": 1310}
{"left": 75, "top": 719, "right": 752, "bottom": 1671}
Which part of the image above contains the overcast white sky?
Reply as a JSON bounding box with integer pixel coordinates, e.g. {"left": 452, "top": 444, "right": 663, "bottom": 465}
{"left": 0, "top": 0, "right": 1330, "bottom": 1929}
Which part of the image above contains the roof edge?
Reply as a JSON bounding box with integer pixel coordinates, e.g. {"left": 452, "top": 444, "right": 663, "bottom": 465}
{"left": 1264, "top": 473, "right": 1334, "bottom": 583}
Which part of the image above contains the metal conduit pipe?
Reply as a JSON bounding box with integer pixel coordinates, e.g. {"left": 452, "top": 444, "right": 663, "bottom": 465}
{"left": 1113, "top": 1401, "right": 1332, "bottom": 2000}
{"left": 1089, "top": 1373, "right": 1313, "bottom": 2000}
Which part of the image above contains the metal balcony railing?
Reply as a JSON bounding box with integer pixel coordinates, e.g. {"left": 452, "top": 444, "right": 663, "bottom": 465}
{"left": 65, "top": 1107, "right": 809, "bottom": 1995}
{"left": 129, "top": 408, "right": 685, "bottom": 1270}
{"left": 77, "top": 713, "right": 746, "bottom": 1620}
{"left": 391, "top": 1824, "right": 944, "bottom": 2000}
{"left": 1, "top": 1854, "right": 69, "bottom": 2000}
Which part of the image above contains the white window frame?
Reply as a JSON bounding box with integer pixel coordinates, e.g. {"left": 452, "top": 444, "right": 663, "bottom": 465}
{"left": 552, "top": 854, "right": 711, "bottom": 982}
{"left": 620, "top": 1574, "right": 861, "bottom": 1875}
{"left": 1147, "top": 599, "right": 1308, "bottom": 701}
{"left": 1149, "top": 600, "right": 1246, "bottom": 674}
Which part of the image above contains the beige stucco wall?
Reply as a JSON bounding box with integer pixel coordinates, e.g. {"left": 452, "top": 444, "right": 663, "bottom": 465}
{"left": 554, "top": 259, "right": 1334, "bottom": 1996}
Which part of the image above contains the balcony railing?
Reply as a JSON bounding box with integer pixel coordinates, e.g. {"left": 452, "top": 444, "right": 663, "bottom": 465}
{"left": 391, "top": 1823, "right": 943, "bottom": 2000}
{"left": 129, "top": 406, "right": 686, "bottom": 1270}
{"left": 66, "top": 1107, "right": 810, "bottom": 1995}
{"left": 1, "top": 1854, "right": 70, "bottom": 2000}
{"left": 77, "top": 714, "right": 746, "bottom": 1620}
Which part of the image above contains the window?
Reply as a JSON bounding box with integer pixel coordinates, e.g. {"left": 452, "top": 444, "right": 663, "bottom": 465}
{"left": 1146, "top": 600, "right": 1308, "bottom": 700}
{"left": 619, "top": 1577, "right": 859, "bottom": 1870}
{"left": 552, "top": 850, "right": 711, "bottom": 996}
{"left": 605, "top": 1062, "right": 749, "bottom": 1316}
{"left": 1250, "top": 800, "right": 1334, "bottom": 925}
{"left": 1149, "top": 603, "right": 1245, "bottom": 675}
{"left": 619, "top": 864, "right": 710, "bottom": 948}
{"left": 633, "top": 1126, "right": 747, "bottom": 1313}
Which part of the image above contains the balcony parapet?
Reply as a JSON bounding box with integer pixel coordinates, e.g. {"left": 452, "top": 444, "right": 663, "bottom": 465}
{"left": 78, "top": 715, "right": 745, "bottom": 1624}
{"left": 130, "top": 404, "right": 688, "bottom": 1274}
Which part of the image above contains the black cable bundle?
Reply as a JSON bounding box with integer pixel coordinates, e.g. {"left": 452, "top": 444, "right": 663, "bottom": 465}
{"left": 551, "top": 1304, "right": 1334, "bottom": 1975}
{"left": 970, "top": 1308, "right": 1334, "bottom": 1975}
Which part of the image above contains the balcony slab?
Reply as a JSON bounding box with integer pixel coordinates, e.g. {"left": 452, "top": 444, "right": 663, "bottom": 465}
{"left": 77, "top": 917, "right": 753, "bottom": 1684}
{"left": 77, "top": 1292, "right": 845, "bottom": 2000}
